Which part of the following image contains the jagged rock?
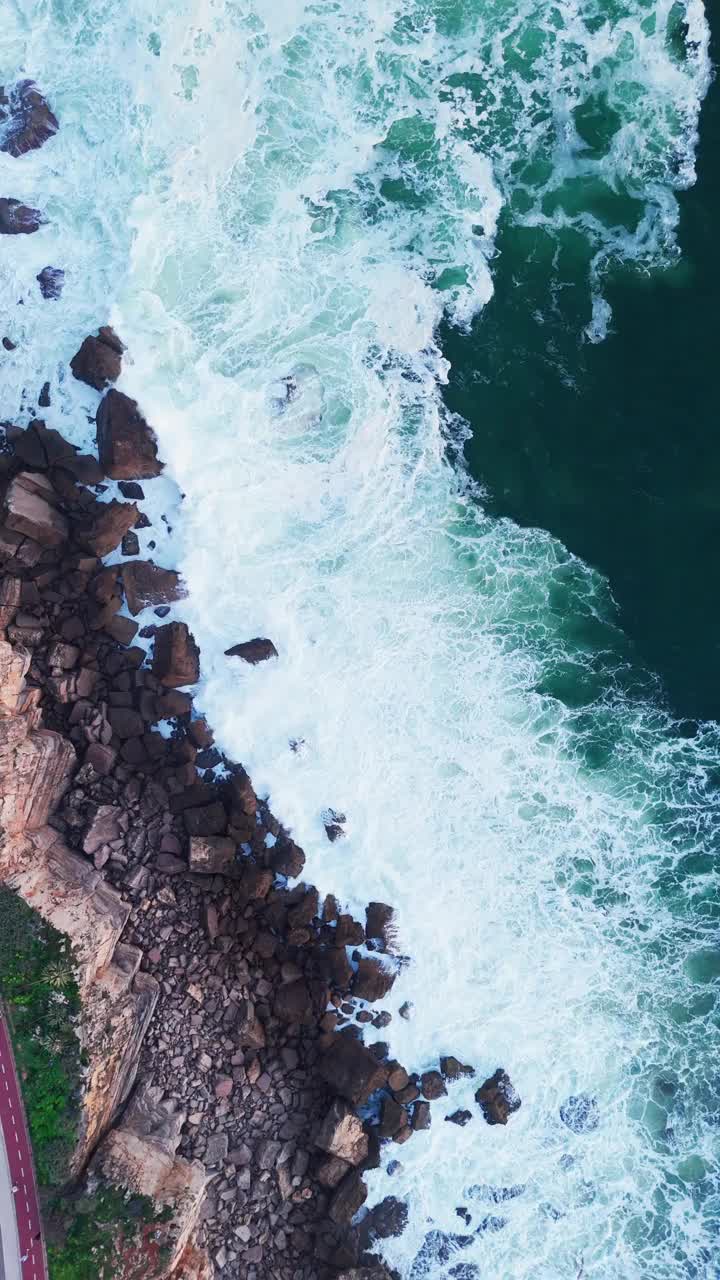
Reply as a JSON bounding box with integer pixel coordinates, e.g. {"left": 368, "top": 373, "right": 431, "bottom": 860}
{"left": 364, "top": 1196, "right": 408, "bottom": 1239}
{"left": 336, "top": 913, "right": 365, "bottom": 947}
{"left": 0, "top": 81, "right": 58, "bottom": 156}
{"left": 83, "top": 805, "right": 123, "bottom": 856}
{"left": 412, "top": 1102, "right": 431, "bottom": 1131}
{"left": 121, "top": 560, "right": 186, "bottom": 615}
{"left": 188, "top": 836, "right": 235, "bottom": 875}
{"left": 270, "top": 836, "right": 305, "bottom": 878}
{"left": 317, "top": 1155, "right": 351, "bottom": 1188}
{"left": 3, "top": 471, "right": 68, "bottom": 547}
{"left": 36, "top": 266, "right": 64, "bottom": 299}
{"left": 0, "top": 198, "right": 44, "bottom": 234}
{"left": 0, "top": 576, "right": 22, "bottom": 630}
{"left": 224, "top": 636, "right": 278, "bottom": 664}
{"left": 153, "top": 621, "right": 200, "bottom": 687}
{"left": 79, "top": 499, "right": 139, "bottom": 557}
{"left": 365, "top": 901, "right": 395, "bottom": 948}
{"left": 560, "top": 1094, "right": 599, "bottom": 1134}
{"left": 274, "top": 978, "right": 314, "bottom": 1024}
{"left": 96, "top": 389, "right": 162, "bottom": 479}
{"left": 70, "top": 327, "right": 124, "bottom": 390}
{"left": 352, "top": 956, "right": 395, "bottom": 1002}
{"left": 183, "top": 802, "right": 227, "bottom": 837}
{"left": 319, "top": 1035, "right": 388, "bottom": 1105}
{"left": 379, "top": 1096, "right": 407, "bottom": 1139}
{"left": 446, "top": 1110, "right": 473, "bottom": 1127}
{"left": 475, "top": 1069, "right": 521, "bottom": 1125}
{"left": 329, "top": 1170, "right": 367, "bottom": 1225}
{"left": 315, "top": 1100, "right": 368, "bottom": 1166}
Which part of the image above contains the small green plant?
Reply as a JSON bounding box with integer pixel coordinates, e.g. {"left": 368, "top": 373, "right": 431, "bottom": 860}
{"left": 47, "top": 1185, "right": 172, "bottom": 1280}
{"left": 0, "top": 886, "right": 82, "bottom": 1187}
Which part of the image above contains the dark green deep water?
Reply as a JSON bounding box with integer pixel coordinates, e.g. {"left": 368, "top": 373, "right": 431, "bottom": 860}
{"left": 443, "top": 15, "right": 720, "bottom": 722}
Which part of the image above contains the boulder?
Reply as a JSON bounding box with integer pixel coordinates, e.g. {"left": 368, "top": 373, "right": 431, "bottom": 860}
{"left": 0, "top": 81, "right": 58, "bottom": 156}
{"left": 270, "top": 836, "right": 305, "bottom": 878}
{"left": 3, "top": 471, "right": 67, "bottom": 547}
{"left": 412, "top": 1101, "right": 431, "bottom": 1131}
{"left": 36, "top": 267, "right": 64, "bottom": 300}
{"left": 70, "top": 328, "right": 124, "bottom": 390}
{"left": 314, "top": 1100, "right": 368, "bottom": 1166}
{"left": 319, "top": 1035, "right": 388, "bottom": 1105}
{"left": 420, "top": 1071, "right": 446, "bottom": 1101}
{"left": 475, "top": 1069, "right": 521, "bottom": 1126}
{"left": 80, "top": 500, "right": 139, "bottom": 557}
{"left": 83, "top": 805, "right": 123, "bottom": 856}
{"left": 317, "top": 1156, "right": 351, "bottom": 1189}
{"left": 379, "top": 1096, "right": 407, "bottom": 1139}
{"left": 366, "top": 901, "right": 395, "bottom": 948}
{"left": 274, "top": 979, "right": 314, "bottom": 1025}
{"left": 188, "top": 836, "right": 235, "bottom": 875}
{"left": 0, "top": 198, "right": 43, "bottom": 235}
{"left": 122, "top": 561, "right": 186, "bottom": 615}
{"left": 440, "top": 1056, "right": 475, "bottom": 1081}
{"left": 446, "top": 1110, "right": 473, "bottom": 1127}
{"left": 153, "top": 622, "right": 200, "bottom": 687}
{"left": 352, "top": 957, "right": 396, "bottom": 1003}
{"left": 329, "top": 1171, "right": 367, "bottom": 1225}
{"left": 364, "top": 1196, "right": 408, "bottom": 1240}
{"left": 183, "top": 803, "right": 227, "bottom": 837}
{"left": 96, "top": 389, "right": 162, "bottom": 479}
{"left": 224, "top": 637, "right": 278, "bottom": 664}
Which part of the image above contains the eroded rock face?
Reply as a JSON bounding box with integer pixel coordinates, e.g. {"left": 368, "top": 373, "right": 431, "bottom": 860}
{"left": 0, "top": 81, "right": 58, "bottom": 157}
{"left": 96, "top": 389, "right": 162, "bottom": 479}
{"left": 0, "top": 197, "right": 43, "bottom": 235}
{"left": 70, "top": 327, "right": 124, "bottom": 390}
{"left": 475, "top": 1068, "right": 521, "bottom": 1125}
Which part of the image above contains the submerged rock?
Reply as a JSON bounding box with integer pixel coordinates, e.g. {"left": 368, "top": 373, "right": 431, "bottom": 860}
{"left": 475, "top": 1068, "right": 521, "bottom": 1126}
{"left": 224, "top": 637, "right": 278, "bottom": 664}
{"left": 560, "top": 1094, "right": 600, "bottom": 1134}
{"left": 0, "top": 197, "right": 44, "bottom": 235}
{"left": 0, "top": 81, "right": 58, "bottom": 157}
{"left": 36, "top": 266, "right": 65, "bottom": 299}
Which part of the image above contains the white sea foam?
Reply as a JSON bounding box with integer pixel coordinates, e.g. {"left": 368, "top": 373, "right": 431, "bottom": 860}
{"left": 1, "top": 2, "right": 717, "bottom": 1276}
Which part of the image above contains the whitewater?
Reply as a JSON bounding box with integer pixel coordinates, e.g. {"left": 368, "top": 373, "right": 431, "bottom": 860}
{"left": 2, "top": 1, "right": 719, "bottom": 1276}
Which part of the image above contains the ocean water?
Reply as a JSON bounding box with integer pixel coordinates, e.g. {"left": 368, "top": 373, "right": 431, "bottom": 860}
{"left": 1, "top": 3, "right": 719, "bottom": 1278}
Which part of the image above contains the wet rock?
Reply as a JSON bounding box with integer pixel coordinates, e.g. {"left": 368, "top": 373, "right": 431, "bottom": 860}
{"left": 0, "top": 199, "right": 43, "bottom": 235}
{"left": 409, "top": 1230, "right": 474, "bottom": 1280}
{"left": 446, "top": 1110, "right": 473, "bottom": 1127}
{"left": 315, "top": 1100, "right": 368, "bottom": 1166}
{"left": 0, "top": 81, "right": 58, "bottom": 157}
{"left": 317, "top": 1155, "right": 351, "bottom": 1189}
{"left": 324, "top": 808, "right": 346, "bottom": 841}
{"left": 36, "top": 267, "right": 64, "bottom": 300}
{"left": 224, "top": 637, "right": 278, "bottom": 664}
{"left": 270, "top": 836, "right": 305, "bottom": 879}
{"left": 3, "top": 471, "right": 67, "bottom": 547}
{"left": 319, "top": 1035, "right": 388, "bottom": 1105}
{"left": 274, "top": 978, "right": 314, "bottom": 1025}
{"left": 122, "top": 561, "right": 186, "bottom": 616}
{"left": 379, "top": 1096, "right": 407, "bottom": 1139}
{"left": 475, "top": 1069, "right": 521, "bottom": 1126}
{"left": 365, "top": 901, "right": 395, "bottom": 949}
{"left": 153, "top": 621, "right": 200, "bottom": 687}
{"left": 188, "top": 836, "right": 236, "bottom": 874}
{"left": 96, "top": 389, "right": 162, "bottom": 479}
{"left": 335, "top": 913, "right": 365, "bottom": 947}
{"left": 412, "top": 1102, "right": 431, "bottom": 1131}
{"left": 559, "top": 1094, "right": 599, "bottom": 1134}
{"left": 329, "top": 1170, "right": 367, "bottom": 1225}
{"left": 70, "top": 328, "right": 124, "bottom": 390}
{"left": 441, "top": 1056, "right": 476, "bottom": 1081}
{"left": 364, "top": 1195, "right": 408, "bottom": 1240}
{"left": 352, "top": 956, "right": 395, "bottom": 1003}
{"left": 420, "top": 1070, "right": 446, "bottom": 1101}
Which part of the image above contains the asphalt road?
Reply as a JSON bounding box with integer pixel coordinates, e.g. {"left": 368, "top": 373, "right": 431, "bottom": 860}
{"left": 0, "top": 1010, "right": 47, "bottom": 1280}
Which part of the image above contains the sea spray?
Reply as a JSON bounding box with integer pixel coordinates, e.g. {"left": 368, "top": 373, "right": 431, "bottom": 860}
{"left": 1, "top": 1, "right": 717, "bottom": 1276}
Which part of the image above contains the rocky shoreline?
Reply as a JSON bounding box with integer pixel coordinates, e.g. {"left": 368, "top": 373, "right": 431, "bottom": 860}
{"left": 1, "top": 78, "right": 521, "bottom": 1280}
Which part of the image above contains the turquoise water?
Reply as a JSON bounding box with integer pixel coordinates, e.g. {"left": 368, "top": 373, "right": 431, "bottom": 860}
{"left": 1, "top": 2, "right": 720, "bottom": 1277}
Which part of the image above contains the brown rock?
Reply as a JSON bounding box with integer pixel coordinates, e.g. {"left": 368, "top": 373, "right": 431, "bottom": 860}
{"left": 83, "top": 805, "right": 123, "bottom": 856}
{"left": 108, "top": 707, "right": 144, "bottom": 739}
{"left": 0, "top": 198, "right": 43, "bottom": 235}
{"left": 379, "top": 1096, "right": 407, "bottom": 1139}
{"left": 317, "top": 1155, "right": 351, "bottom": 1189}
{"left": 440, "top": 1056, "right": 475, "bottom": 1081}
{"left": 336, "top": 914, "right": 365, "bottom": 947}
{"left": 446, "top": 1110, "right": 473, "bottom": 1127}
{"left": 319, "top": 1036, "right": 388, "bottom": 1105}
{"left": 3, "top": 472, "right": 67, "bottom": 547}
{"left": 188, "top": 836, "right": 235, "bottom": 875}
{"left": 315, "top": 1100, "right": 368, "bottom": 1166}
{"left": 184, "top": 802, "right": 227, "bottom": 837}
{"left": 412, "top": 1101, "right": 431, "bottom": 1131}
{"left": 122, "top": 561, "right": 186, "bottom": 616}
{"left": 96, "top": 389, "right": 162, "bottom": 480}
{"left": 475, "top": 1068, "right": 521, "bottom": 1125}
{"left": 329, "top": 1171, "right": 367, "bottom": 1225}
{"left": 80, "top": 500, "right": 139, "bottom": 557}
{"left": 153, "top": 622, "right": 200, "bottom": 687}
{"left": 0, "top": 577, "right": 22, "bottom": 630}
{"left": 387, "top": 1064, "right": 409, "bottom": 1093}
{"left": 352, "top": 957, "right": 395, "bottom": 1003}
{"left": 420, "top": 1071, "right": 446, "bottom": 1101}
{"left": 274, "top": 979, "right": 313, "bottom": 1025}
{"left": 224, "top": 637, "right": 278, "bottom": 664}
{"left": 70, "top": 328, "right": 124, "bottom": 390}
{"left": 318, "top": 945, "right": 354, "bottom": 991}
{"left": 366, "top": 902, "right": 396, "bottom": 948}
{"left": 214, "top": 1076, "right": 233, "bottom": 1099}
{"left": 269, "top": 836, "right": 305, "bottom": 879}
{"left": 84, "top": 742, "right": 116, "bottom": 775}
{"left": 0, "top": 81, "right": 58, "bottom": 157}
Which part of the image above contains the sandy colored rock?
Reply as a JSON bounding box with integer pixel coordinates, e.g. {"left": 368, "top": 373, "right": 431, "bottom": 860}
{"left": 3, "top": 471, "right": 68, "bottom": 547}
{"left": 315, "top": 1100, "right": 368, "bottom": 1166}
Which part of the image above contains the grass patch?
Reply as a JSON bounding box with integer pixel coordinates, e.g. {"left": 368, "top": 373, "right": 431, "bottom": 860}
{"left": 46, "top": 1185, "right": 173, "bottom": 1280}
{"left": 0, "top": 885, "right": 82, "bottom": 1188}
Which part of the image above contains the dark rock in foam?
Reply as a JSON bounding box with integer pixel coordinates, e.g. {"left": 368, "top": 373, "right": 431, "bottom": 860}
{"left": 0, "top": 81, "right": 58, "bottom": 157}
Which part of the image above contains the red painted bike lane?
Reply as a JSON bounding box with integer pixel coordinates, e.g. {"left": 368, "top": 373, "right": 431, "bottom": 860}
{"left": 0, "top": 1008, "right": 47, "bottom": 1280}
